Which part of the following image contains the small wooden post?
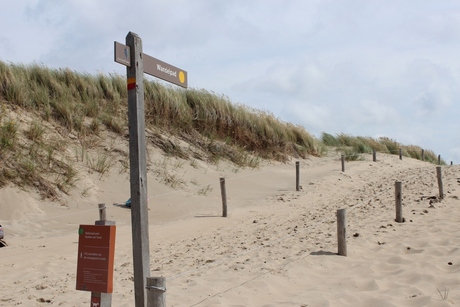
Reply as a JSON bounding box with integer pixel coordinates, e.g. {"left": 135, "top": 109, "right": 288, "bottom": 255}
{"left": 436, "top": 166, "right": 444, "bottom": 200}
{"left": 220, "top": 178, "right": 227, "bottom": 217}
{"left": 451, "top": 161, "right": 453, "bottom": 166}
{"left": 98, "top": 203, "right": 107, "bottom": 221}
{"left": 95, "top": 203, "right": 116, "bottom": 227}
{"left": 399, "top": 148, "right": 402, "bottom": 160}
{"left": 395, "top": 181, "right": 403, "bottom": 223}
{"left": 337, "top": 209, "right": 347, "bottom": 256}
{"left": 421, "top": 149, "right": 425, "bottom": 161}
{"left": 373, "top": 150, "right": 376, "bottom": 162}
{"left": 91, "top": 203, "right": 115, "bottom": 307}
{"left": 341, "top": 155, "right": 345, "bottom": 172}
{"left": 146, "top": 277, "right": 166, "bottom": 307}
{"left": 295, "top": 161, "right": 300, "bottom": 191}
{"left": 438, "top": 155, "right": 441, "bottom": 165}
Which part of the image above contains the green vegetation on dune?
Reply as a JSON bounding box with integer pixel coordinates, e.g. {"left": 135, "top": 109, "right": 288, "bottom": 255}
{"left": 0, "top": 60, "right": 444, "bottom": 200}
{"left": 0, "top": 61, "right": 322, "bottom": 199}
{"left": 0, "top": 61, "right": 321, "bottom": 158}
{"left": 322, "top": 132, "right": 443, "bottom": 164}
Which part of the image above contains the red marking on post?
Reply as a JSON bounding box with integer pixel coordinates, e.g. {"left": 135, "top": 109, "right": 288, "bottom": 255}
{"left": 127, "top": 77, "right": 136, "bottom": 90}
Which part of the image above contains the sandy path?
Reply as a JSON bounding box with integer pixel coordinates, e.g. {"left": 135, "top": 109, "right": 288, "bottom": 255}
{"left": 1, "top": 153, "right": 459, "bottom": 306}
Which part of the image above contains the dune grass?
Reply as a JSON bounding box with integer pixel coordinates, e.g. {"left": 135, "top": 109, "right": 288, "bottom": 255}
{"left": 0, "top": 61, "right": 321, "bottom": 159}
{"left": 321, "top": 133, "right": 444, "bottom": 164}
{"left": 0, "top": 60, "right": 322, "bottom": 199}
{"left": 0, "top": 60, "right": 445, "bottom": 200}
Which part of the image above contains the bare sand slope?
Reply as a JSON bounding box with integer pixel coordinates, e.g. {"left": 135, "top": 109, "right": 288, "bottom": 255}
{"left": 1, "top": 152, "right": 459, "bottom": 306}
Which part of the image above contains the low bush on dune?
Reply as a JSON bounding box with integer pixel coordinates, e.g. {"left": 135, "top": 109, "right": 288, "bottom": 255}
{"left": 321, "top": 132, "right": 445, "bottom": 164}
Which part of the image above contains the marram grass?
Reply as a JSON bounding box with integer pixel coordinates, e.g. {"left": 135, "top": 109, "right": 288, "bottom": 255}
{"left": 0, "top": 60, "right": 321, "bottom": 199}
{"left": 322, "top": 133, "right": 445, "bottom": 164}
{"left": 0, "top": 60, "right": 444, "bottom": 200}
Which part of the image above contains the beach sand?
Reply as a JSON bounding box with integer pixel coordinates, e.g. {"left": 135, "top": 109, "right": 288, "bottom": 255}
{"left": 1, "top": 150, "right": 459, "bottom": 306}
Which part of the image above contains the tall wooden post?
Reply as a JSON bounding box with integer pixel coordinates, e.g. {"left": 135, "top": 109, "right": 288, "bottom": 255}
{"left": 337, "top": 209, "right": 347, "bottom": 256}
{"left": 399, "top": 148, "right": 402, "bottom": 160}
{"left": 341, "top": 155, "right": 345, "bottom": 172}
{"left": 295, "top": 161, "right": 300, "bottom": 191}
{"left": 421, "top": 149, "right": 425, "bottom": 161}
{"left": 438, "top": 155, "right": 441, "bottom": 165}
{"left": 373, "top": 150, "right": 376, "bottom": 162}
{"left": 395, "top": 181, "right": 403, "bottom": 223}
{"left": 436, "top": 166, "right": 444, "bottom": 200}
{"left": 220, "top": 178, "right": 227, "bottom": 217}
{"left": 126, "top": 32, "right": 150, "bottom": 307}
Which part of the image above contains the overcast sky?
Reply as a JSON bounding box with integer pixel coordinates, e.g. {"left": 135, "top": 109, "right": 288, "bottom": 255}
{"left": 1, "top": 1, "right": 459, "bottom": 162}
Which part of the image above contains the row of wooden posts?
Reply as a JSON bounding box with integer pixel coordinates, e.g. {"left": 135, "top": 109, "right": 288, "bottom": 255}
{"left": 221, "top": 154, "right": 446, "bottom": 257}
{"left": 119, "top": 152, "right": 448, "bottom": 306}
{"left": 337, "top": 165, "right": 444, "bottom": 257}
{"left": 340, "top": 149, "right": 451, "bottom": 173}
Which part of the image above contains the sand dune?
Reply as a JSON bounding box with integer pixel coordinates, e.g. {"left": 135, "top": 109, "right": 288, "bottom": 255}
{"left": 1, "top": 152, "right": 459, "bottom": 306}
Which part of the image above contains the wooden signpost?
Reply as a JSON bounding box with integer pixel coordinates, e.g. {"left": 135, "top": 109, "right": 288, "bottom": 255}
{"left": 114, "top": 41, "right": 188, "bottom": 88}
{"left": 114, "top": 32, "right": 188, "bottom": 307}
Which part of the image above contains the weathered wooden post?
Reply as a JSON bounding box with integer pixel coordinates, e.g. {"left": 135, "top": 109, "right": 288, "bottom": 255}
{"left": 98, "top": 203, "right": 107, "bottom": 221}
{"left": 399, "top": 148, "right": 402, "bottom": 160}
{"left": 146, "top": 277, "right": 166, "bottom": 307}
{"left": 220, "top": 178, "right": 227, "bottom": 217}
{"left": 395, "top": 181, "right": 403, "bottom": 223}
{"left": 126, "top": 32, "right": 151, "bottom": 307}
{"left": 337, "top": 209, "right": 347, "bottom": 256}
{"left": 341, "top": 155, "right": 345, "bottom": 172}
{"left": 436, "top": 166, "right": 444, "bottom": 200}
{"left": 373, "top": 150, "right": 376, "bottom": 162}
{"left": 295, "top": 161, "right": 300, "bottom": 191}
{"left": 115, "top": 32, "right": 188, "bottom": 307}
{"left": 421, "top": 149, "right": 425, "bottom": 161}
{"left": 438, "top": 155, "right": 441, "bottom": 165}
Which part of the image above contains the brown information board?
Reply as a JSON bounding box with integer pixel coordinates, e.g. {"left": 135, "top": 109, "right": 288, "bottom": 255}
{"left": 114, "top": 41, "right": 188, "bottom": 88}
{"left": 76, "top": 225, "right": 116, "bottom": 293}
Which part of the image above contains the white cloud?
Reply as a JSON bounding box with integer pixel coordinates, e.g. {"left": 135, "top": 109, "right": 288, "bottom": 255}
{"left": 352, "top": 99, "right": 400, "bottom": 125}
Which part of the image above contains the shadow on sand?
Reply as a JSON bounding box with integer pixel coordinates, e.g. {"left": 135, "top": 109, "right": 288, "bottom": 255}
{"left": 194, "top": 213, "right": 224, "bottom": 218}
{"left": 310, "top": 250, "right": 337, "bottom": 256}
